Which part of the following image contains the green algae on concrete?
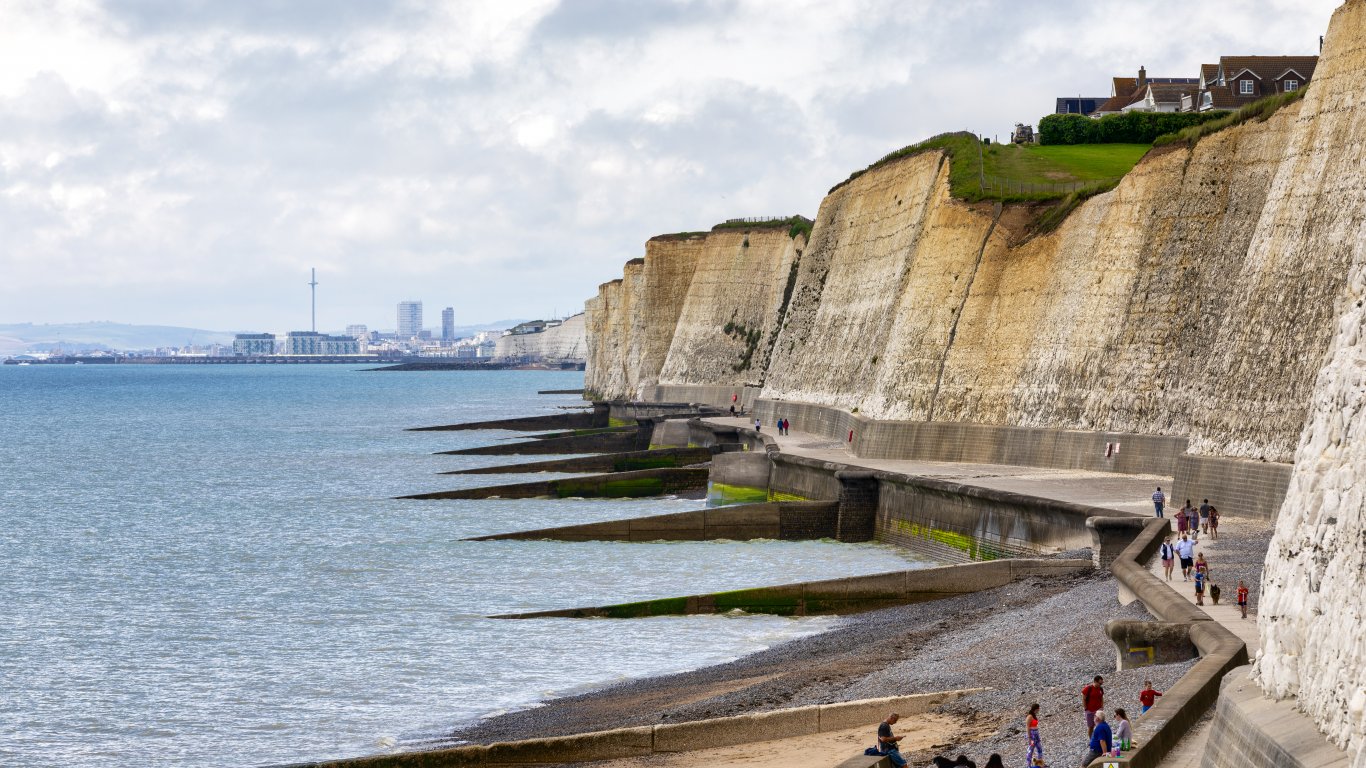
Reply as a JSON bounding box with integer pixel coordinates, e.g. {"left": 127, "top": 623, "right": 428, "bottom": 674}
{"left": 556, "top": 477, "right": 665, "bottom": 499}
{"left": 707, "top": 482, "right": 770, "bottom": 506}
{"left": 893, "top": 518, "right": 1007, "bottom": 561}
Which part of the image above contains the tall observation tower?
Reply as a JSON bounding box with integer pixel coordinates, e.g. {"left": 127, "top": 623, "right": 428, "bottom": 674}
{"left": 309, "top": 268, "right": 318, "bottom": 332}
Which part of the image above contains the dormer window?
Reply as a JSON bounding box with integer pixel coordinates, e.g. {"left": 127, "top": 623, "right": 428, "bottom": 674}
{"left": 1240, "top": 80, "right": 1254, "bottom": 95}
{"left": 1202, "top": 92, "right": 1213, "bottom": 108}
{"left": 1285, "top": 80, "right": 1299, "bottom": 92}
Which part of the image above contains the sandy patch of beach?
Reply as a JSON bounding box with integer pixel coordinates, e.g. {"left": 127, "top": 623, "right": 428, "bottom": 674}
{"left": 580, "top": 712, "right": 965, "bottom": 768}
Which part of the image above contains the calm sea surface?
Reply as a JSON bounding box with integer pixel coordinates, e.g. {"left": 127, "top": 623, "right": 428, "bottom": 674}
{"left": 0, "top": 365, "right": 925, "bottom": 767}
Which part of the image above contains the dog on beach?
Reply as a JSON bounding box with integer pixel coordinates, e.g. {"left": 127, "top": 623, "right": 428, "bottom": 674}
{"left": 931, "top": 756, "right": 977, "bottom": 768}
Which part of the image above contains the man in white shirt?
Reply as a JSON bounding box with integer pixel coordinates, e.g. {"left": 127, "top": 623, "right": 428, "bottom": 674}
{"left": 1175, "top": 535, "right": 1196, "bottom": 580}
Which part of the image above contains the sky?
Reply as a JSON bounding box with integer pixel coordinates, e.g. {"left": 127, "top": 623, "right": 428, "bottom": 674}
{"left": 0, "top": 0, "right": 1339, "bottom": 333}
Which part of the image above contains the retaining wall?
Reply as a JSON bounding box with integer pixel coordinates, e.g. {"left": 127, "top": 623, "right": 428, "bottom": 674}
{"left": 1093, "top": 517, "right": 1250, "bottom": 768}
{"left": 715, "top": 395, "right": 1290, "bottom": 520}
{"left": 1199, "top": 666, "right": 1350, "bottom": 768}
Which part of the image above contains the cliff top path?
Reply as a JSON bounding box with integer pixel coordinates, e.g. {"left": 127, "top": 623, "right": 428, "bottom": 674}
{"left": 704, "top": 416, "right": 1165, "bottom": 514}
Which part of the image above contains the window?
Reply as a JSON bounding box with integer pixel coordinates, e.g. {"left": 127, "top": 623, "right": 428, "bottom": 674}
{"left": 1202, "top": 92, "right": 1213, "bottom": 108}
{"left": 1240, "top": 80, "right": 1254, "bottom": 95}
{"left": 1285, "top": 80, "right": 1299, "bottom": 92}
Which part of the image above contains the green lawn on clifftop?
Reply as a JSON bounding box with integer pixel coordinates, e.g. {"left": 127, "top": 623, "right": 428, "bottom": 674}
{"left": 845, "top": 133, "right": 1150, "bottom": 203}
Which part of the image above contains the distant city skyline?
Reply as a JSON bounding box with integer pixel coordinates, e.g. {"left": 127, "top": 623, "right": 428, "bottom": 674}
{"left": 0, "top": 1, "right": 1337, "bottom": 329}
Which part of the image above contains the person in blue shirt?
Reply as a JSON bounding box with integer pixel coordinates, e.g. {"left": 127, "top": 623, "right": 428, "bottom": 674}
{"left": 1084, "top": 710, "right": 1113, "bottom": 765}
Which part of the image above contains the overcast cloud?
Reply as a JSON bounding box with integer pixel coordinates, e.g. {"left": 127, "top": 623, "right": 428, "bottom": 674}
{"left": 0, "top": 0, "right": 1337, "bottom": 332}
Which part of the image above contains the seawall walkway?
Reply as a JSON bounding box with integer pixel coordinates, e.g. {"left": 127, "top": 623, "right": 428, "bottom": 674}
{"left": 703, "top": 416, "right": 1164, "bottom": 517}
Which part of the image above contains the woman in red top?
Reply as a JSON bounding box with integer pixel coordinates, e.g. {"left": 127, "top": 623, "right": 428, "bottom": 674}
{"left": 1025, "top": 702, "right": 1043, "bottom": 765}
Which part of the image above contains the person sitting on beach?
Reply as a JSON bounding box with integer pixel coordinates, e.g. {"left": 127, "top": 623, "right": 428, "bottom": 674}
{"left": 1083, "top": 711, "right": 1112, "bottom": 766}
{"left": 1113, "top": 708, "right": 1132, "bottom": 750}
{"left": 876, "top": 713, "right": 908, "bottom": 767}
{"left": 984, "top": 755, "right": 1005, "bottom": 768}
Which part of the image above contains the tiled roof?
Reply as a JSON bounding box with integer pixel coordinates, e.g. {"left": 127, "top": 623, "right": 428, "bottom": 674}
{"left": 1200, "top": 64, "right": 1219, "bottom": 85}
{"left": 1219, "top": 55, "right": 1318, "bottom": 83}
{"left": 1147, "top": 83, "right": 1197, "bottom": 104}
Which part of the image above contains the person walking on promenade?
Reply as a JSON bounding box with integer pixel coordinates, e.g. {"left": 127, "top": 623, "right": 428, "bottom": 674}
{"left": 1176, "top": 505, "right": 1189, "bottom": 536}
{"left": 1139, "top": 680, "right": 1162, "bottom": 713}
{"left": 1160, "top": 536, "right": 1176, "bottom": 581}
{"left": 1083, "top": 711, "right": 1112, "bottom": 766}
{"left": 1194, "top": 551, "right": 1209, "bottom": 581}
{"left": 1026, "top": 703, "right": 1044, "bottom": 766}
{"left": 1195, "top": 500, "right": 1210, "bottom": 540}
{"left": 1176, "top": 534, "right": 1195, "bottom": 580}
{"left": 1082, "top": 676, "right": 1104, "bottom": 736}
{"left": 1200, "top": 501, "right": 1212, "bottom": 536}
{"left": 754, "top": 417, "right": 761, "bottom": 433}
{"left": 1208, "top": 505, "right": 1219, "bottom": 540}
{"left": 876, "top": 713, "right": 908, "bottom": 767}
{"left": 1237, "top": 579, "right": 1250, "bottom": 619}
{"left": 1152, "top": 486, "right": 1166, "bottom": 517}
{"left": 1194, "top": 567, "right": 1206, "bottom": 605}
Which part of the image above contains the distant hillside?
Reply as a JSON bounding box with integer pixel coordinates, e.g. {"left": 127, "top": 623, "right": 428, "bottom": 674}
{"left": 0, "top": 322, "right": 238, "bottom": 354}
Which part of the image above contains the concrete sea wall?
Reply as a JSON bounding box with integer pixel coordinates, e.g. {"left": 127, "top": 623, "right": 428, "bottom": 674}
{"left": 280, "top": 691, "right": 978, "bottom": 768}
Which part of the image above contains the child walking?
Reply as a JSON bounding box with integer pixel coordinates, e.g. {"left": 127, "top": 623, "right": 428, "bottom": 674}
{"left": 1237, "top": 579, "right": 1250, "bottom": 619}
{"left": 1139, "top": 680, "right": 1162, "bottom": 714}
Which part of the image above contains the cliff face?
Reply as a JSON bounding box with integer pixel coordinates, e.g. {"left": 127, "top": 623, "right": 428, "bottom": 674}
{"left": 581, "top": 0, "right": 1366, "bottom": 758}
{"left": 493, "top": 314, "right": 587, "bottom": 363}
{"left": 584, "top": 228, "right": 805, "bottom": 399}
{"left": 1255, "top": 1, "right": 1366, "bottom": 762}
{"left": 760, "top": 96, "right": 1341, "bottom": 463}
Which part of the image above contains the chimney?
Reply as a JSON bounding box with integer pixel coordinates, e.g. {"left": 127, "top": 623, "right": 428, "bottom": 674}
{"left": 1138, "top": 65, "right": 1148, "bottom": 87}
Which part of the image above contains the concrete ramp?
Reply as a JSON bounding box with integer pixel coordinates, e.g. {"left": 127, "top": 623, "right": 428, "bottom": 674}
{"left": 397, "top": 467, "right": 710, "bottom": 500}
{"left": 492, "top": 558, "right": 1090, "bottom": 618}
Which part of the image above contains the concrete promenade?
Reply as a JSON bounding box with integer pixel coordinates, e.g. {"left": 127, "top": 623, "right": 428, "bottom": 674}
{"left": 704, "top": 416, "right": 1165, "bottom": 516}
{"left": 1145, "top": 527, "right": 1261, "bottom": 768}
{"left": 706, "top": 416, "right": 1275, "bottom": 768}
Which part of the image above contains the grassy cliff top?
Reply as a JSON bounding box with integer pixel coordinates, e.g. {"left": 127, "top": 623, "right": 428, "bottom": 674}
{"left": 832, "top": 132, "right": 1147, "bottom": 202}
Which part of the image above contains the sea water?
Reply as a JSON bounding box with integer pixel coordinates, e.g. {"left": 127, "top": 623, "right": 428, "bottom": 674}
{"left": 0, "top": 365, "right": 927, "bottom": 767}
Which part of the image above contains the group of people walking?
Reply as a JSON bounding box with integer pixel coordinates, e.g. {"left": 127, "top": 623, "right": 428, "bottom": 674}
{"left": 1152, "top": 487, "right": 1218, "bottom": 539}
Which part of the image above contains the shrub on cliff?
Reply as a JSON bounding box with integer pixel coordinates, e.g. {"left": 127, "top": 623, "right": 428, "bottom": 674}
{"left": 1040, "top": 111, "right": 1230, "bottom": 145}
{"left": 1152, "top": 88, "right": 1307, "bottom": 147}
